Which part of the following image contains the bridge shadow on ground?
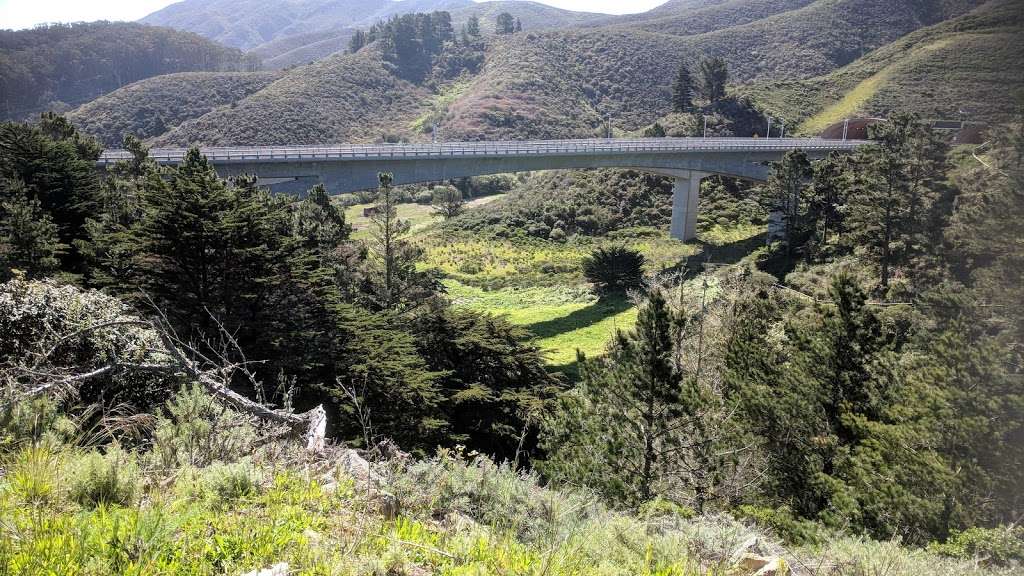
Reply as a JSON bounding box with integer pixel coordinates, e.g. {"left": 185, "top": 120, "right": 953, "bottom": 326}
{"left": 524, "top": 294, "right": 634, "bottom": 341}
{"left": 668, "top": 230, "right": 768, "bottom": 276}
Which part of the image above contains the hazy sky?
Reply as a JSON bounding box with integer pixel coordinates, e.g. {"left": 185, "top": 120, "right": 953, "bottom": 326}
{"left": 0, "top": 0, "right": 666, "bottom": 30}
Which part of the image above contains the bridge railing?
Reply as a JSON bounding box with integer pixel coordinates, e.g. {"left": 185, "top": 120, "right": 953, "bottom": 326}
{"left": 98, "top": 138, "right": 867, "bottom": 165}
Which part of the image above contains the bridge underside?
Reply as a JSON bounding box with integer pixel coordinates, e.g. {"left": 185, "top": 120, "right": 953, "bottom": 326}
{"left": 148, "top": 145, "right": 845, "bottom": 242}
{"left": 209, "top": 152, "right": 794, "bottom": 242}
{"left": 214, "top": 152, "right": 781, "bottom": 195}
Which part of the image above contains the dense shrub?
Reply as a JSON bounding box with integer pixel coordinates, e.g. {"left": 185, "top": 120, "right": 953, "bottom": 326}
{"left": 735, "top": 505, "right": 824, "bottom": 547}
{"left": 928, "top": 526, "right": 1024, "bottom": 567}
{"left": 68, "top": 448, "right": 140, "bottom": 507}
{"left": 447, "top": 169, "right": 673, "bottom": 238}
{"left": 201, "top": 461, "right": 261, "bottom": 504}
{"left": 582, "top": 246, "right": 645, "bottom": 294}
{"left": 150, "top": 386, "right": 257, "bottom": 470}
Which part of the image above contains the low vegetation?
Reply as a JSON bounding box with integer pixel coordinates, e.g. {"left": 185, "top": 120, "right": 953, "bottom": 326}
{"left": 745, "top": 0, "right": 1024, "bottom": 133}
{"left": 67, "top": 71, "right": 280, "bottom": 146}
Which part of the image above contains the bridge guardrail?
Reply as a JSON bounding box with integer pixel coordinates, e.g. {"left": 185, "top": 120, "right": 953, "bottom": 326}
{"left": 98, "top": 138, "right": 868, "bottom": 165}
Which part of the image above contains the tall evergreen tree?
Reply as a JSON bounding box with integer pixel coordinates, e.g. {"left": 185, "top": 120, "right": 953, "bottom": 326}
{"left": 671, "top": 62, "right": 694, "bottom": 113}
{"left": 805, "top": 152, "right": 848, "bottom": 262}
{"left": 496, "top": 12, "right": 516, "bottom": 34}
{"left": 844, "top": 114, "right": 948, "bottom": 290}
{"left": 0, "top": 178, "right": 63, "bottom": 279}
{"left": 0, "top": 113, "right": 101, "bottom": 276}
{"left": 699, "top": 57, "right": 728, "bottom": 104}
{"left": 466, "top": 15, "right": 481, "bottom": 37}
{"left": 763, "top": 150, "right": 812, "bottom": 255}
{"left": 367, "top": 172, "right": 437, "bottom": 311}
{"left": 349, "top": 29, "right": 367, "bottom": 53}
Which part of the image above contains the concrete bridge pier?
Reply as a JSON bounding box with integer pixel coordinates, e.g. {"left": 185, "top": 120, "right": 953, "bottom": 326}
{"left": 668, "top": 171, "right": 708, "bottom": 242}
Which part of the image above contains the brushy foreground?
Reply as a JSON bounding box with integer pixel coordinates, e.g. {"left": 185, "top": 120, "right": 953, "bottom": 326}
{"left": 0, "top": 395, "right": 1015, "bottom": 576}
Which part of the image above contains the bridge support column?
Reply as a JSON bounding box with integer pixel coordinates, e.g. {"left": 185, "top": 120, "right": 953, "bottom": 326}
{"left": 670, "top": 172, "right": 706, "bottom": 241}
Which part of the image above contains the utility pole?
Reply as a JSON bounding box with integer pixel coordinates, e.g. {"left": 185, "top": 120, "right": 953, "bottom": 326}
{"left": 703, "top": 115, "right": 708, "bottom": 138}
{"left": 842, "top": 118, "right": 849, "bottom": 141}
{"left": 766, "top": 117, "right": 772, "bottom": 138}
{"left": 780, "top": 119, "right": 785, "bottom": 138}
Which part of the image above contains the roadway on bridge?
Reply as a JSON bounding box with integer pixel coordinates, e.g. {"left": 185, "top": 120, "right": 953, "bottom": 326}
{"left": 98, "top": 137, "right": 867, "bottom": 165}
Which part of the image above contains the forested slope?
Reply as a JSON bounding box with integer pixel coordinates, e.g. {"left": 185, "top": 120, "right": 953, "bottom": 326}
{"left": 0, "top": 22, "right": 258, "bottom": 121}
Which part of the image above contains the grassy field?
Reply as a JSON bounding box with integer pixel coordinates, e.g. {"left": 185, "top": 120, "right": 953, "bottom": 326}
{"left": 798, "top": 37, "right": 956, "bottom": 134}
{"left": 412, "top": 206, "right": 762, "bottom": 374}
{"left": 444, "top": 279, "right": 638, "bottom": 370}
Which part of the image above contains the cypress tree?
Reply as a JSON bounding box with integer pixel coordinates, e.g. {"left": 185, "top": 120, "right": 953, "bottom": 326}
{"left": 763, "top": 149, "right": 812, "bottom": 255}
{"left": 672, "top": 62, "right": 694, "bottom": 113}
{"left": 699, "top": 57, "right": 728, "bottom": 104}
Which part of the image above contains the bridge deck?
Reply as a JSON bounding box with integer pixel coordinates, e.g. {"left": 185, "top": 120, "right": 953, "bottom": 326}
{"left": 98, "top": 137, "right": 867, "bottom": 165}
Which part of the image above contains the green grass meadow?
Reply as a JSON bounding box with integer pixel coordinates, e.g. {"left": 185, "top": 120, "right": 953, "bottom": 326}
{"left": 386, "top": 198, "right": 768, "bottom": 375}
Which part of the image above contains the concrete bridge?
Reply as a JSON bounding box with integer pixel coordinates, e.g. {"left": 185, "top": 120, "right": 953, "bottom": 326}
{"left": 98, "top": 137, "right": 865, "bottom": 241}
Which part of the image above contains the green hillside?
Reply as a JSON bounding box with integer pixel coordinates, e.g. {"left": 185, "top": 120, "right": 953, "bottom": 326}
{"left": 141, "top": 0, "right": 473, "bottom": 50}
{"left": 110, "top": 0, "right": 1012, "bottom": 148}
{"left": 67, "top": 71, "right": 280, "bottom": 146}
{"left": 743, "top": 0, "right": 1024, "bottom": 133}
{"left": 152, "top": 47, "right": 432, "bottom": 146}
{"left": 246, "top": 1, "right": 606, "bottom": 71}
{"left": 249, "top": 27, "right": 357, "bottom": 70}
{"left": 611, "top": 0, "right": 817, "bottom": 37}
{"left": 0, "top": 22, "right": 258, "bottom": 121}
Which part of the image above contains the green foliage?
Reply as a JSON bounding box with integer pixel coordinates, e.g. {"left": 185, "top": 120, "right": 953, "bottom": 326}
{"left": 843, "top": 113, "right": 949, "bottom": 291}
{"left": 431, "top": 184, "right": 465, "bottom": 219}
{"left": 735, "top": 505, "right": 823, "bottom": 547}
{"left": 366, "top": 172, "right": 439, "bottom": 311}
{"left": 541, "top": 287, "right": 741, "bottom": 511}
{"left": 368, "top": 12, "right": 455, "bottom": 83}
{"left": 928, "top": 526, "right": 1024, "bottom": 567}
{"left": 0, "top": 21, "right": 258, "bottom": 121}
{"left": 496, "top": 12, "right": 516, "bottom": 35}
{"left": 68, "top": 448, "right": 140, "bottom": 508}
{"left": 0, "top": 114, "right": 101, "bottom": 278}
{"left": 699, "top": 57, "right": 729, "bottom": 103}
{"left": 0, "top": 182, "right": 64, "bottom": 279}
{"left": 671, "top": 62, "right": 694, "bottom": 113}
{"left": 447, "top": 169, "right": 673, "bottom": 239}
{"left": 150, "top": 385, "right": 257, "bottom": 470}
{"left": 7, "top": 444, "right": 64, "bottom": 506}
{"left": 582, "top": 246, "right": 646, "bottom": 294}
{"left": 409, "top": 305, "right": 559, "bottom": 459}
{"left": 67, "top": 71, "right": 278, "bottom": 146}
{"left": 201, "top": 462, "right": 261, "bottom": 505}
{"left": 762, "top": 149, "right": 813, "bottom": 254}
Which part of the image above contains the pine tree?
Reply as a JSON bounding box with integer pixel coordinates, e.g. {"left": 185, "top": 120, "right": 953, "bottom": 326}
{"left": 466, "top": 15, "right": 481, "bottom": 37}
{"left": 367, "top": 172, "right": 437, "bottom": 310}
{"left": 0, "top": 114, "right": 101, "bottom": 276}
{"left": 805, "top": 152, "right": 848, "bottom": 261}
{"left": 0, "top": 178, "right": 64, "bottom": 279}
{"left": 763, "top": 150, "right": 812, "bottom": 256}
{"left": 349, "top": 29, "right": 367, "bottom": 53}
{"left": 671, "top": 62, "right": 694, "bottom": 112}
{"left": 496, "top": 12, "right": 516, "bottom": 34}
{"left": 844, "top": 114, "right": 948, "bottom": 290}
{"left": 541, "top": 290, "right": 686, "bottom": 504}
{"left": 514, "top": 17, "right": 522, "bottom": 33}
{"left": 699, "top": 57, "right": 728, "bottom": 104}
